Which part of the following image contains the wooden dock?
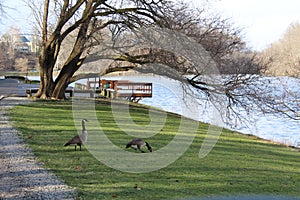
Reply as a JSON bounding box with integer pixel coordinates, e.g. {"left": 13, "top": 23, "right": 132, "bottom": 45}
{"left": 83, "top": 79, "right": 152, "bottom": 102}
{"left": 25, "top": 78, "right": 153, "bottom": 102}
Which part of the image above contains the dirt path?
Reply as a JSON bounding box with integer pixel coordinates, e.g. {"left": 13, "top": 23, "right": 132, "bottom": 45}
{"left": 0, "top": 97, "right": 76, "bottom": 200}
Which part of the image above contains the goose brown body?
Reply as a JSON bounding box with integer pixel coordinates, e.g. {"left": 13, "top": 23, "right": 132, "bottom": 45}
{"left": 126, "top": 138, "right": 152, "bottom": 153}
{"left": 64, "top": 119, "right": 88, "bottom": 151}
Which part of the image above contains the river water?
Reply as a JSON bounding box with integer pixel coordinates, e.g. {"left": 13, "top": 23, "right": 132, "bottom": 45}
{"left": 101, "top": 75, "right": 300, "bottom": 147}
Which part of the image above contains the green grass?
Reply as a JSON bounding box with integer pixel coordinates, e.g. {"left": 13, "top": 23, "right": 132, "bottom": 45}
{"left": 10, "top": 99, "right": 300, "bottom": 200}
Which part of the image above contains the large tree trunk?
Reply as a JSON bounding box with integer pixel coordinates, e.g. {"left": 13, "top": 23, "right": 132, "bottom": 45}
{"left": 49, "top": 17, "right": 91, "bottom": 99}
{"left": 35, "top": 35, "right": 62, "bottom": 99}
{"left": 35, "top": 44, "right": 57, "bottom": 99}
{"left": 51, "top": 56, "right": 84, "bottom": 99}
{"left": 36, "top": 65, "right": 55, "bottom": 99}
{"left": 35, "top": 65, "right": 74, "bottom": 100}
{"left": 36, "top": 64, "right": 74, "bottom": 100}
{"left": 52, "top": 66, "right": 75, "bottom": 99}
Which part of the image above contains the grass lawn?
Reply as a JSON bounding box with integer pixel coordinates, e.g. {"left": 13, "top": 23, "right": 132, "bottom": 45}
{"left": 10, "top": 99, "right": 300, "bottom": 200}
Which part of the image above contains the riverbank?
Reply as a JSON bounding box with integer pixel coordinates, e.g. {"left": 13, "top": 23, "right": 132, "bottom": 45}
{"left": 2, "top": 74, "right": 300, "bottom": 147}
{"left": 9, "top": 99, "right": 300, "bottom": 199}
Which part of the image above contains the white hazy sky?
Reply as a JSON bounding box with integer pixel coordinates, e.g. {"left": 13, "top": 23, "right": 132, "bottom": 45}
{"left": 1, "top": 0, "right": 300, "bottom": 51}
{"left": 207, "top": 0, "right": 300, "bottom": 50}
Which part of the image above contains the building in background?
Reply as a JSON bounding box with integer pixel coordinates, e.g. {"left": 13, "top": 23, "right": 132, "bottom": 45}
{"left": 0, "top": 33, "right": 39, "bottom": 72}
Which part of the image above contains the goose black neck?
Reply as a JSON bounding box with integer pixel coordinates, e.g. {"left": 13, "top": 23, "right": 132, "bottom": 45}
{"left": 82, "top": 120, "right": 86, "bottom": 131}
{"left": 145, "top": 142, "right": 152, "bottom": 151}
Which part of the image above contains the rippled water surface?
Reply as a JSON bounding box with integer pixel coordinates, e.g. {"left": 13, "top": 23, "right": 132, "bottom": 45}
{"left": 103, "top": 75, "right": 300, "bottom": 147}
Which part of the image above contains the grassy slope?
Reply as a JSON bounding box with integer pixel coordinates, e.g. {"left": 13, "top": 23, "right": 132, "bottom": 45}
{"left": 10, "top": 100, "right": 300, "bottom": 200}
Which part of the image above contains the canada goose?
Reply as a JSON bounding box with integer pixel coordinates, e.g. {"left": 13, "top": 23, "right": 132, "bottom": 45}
{"left": 126, "top": 138, "right": 152, "bottom": 153}
{"left": 64, "top": 119, "right": 88, "bottom": 151}
{"left": 134, "top": 184, "right": 141, "bottom": 190}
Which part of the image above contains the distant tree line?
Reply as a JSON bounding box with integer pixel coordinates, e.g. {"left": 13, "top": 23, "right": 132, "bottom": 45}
{"left": 262, "top": 22, "right": 300, "bottom": 77}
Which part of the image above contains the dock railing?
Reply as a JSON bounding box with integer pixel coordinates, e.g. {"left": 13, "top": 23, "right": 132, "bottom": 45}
{"left": 71, "top": 78, "right": 152, "bottom": 101}
{"left": 100, "top": 79, "right": 152, "bottom": 102}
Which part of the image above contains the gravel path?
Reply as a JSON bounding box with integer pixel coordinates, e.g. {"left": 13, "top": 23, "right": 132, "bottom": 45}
{"left": 0, "top": 97, "right": 76, "bottom": 200}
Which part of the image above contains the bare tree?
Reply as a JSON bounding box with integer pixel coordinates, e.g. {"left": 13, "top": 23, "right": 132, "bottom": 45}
{"left": 28, "top": 0, "right": 251, "bottom": 98}
{"left": 0, "top": 0, "right": 4, "bottom": 17}
{"left": 26, "top": 0, "right": 299, "bottom": 123}
{"left": 263, "top": 22, "right": 300, "bottom": 77}
{"left": 15, "top": 57, "right": 28, "bottom": 72}
{"left": 27, "top": 0, "right": 170, "bottom": 99}
{"left": 0, "top": 41, "right": 14, "bottom": 70}
{"left": 0, "top": 27, "right": 19, "bottom": 71}
{"left": 98, "top": 2, "right": 299, "bottom": 122}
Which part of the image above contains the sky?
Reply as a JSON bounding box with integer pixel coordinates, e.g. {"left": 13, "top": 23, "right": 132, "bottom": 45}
{"left": 206, "top": 0, "right": 300, "bottom": 50}
{"left": 1, "top": 0, "right": 300, "bottom": 51}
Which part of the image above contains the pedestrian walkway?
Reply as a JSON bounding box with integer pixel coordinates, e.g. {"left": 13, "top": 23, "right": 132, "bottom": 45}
{"left": 0, "top": 97, "right": 76, "bottom": 199}
{"left": 0, "top": 79, "right": 37, "bottom": 98}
